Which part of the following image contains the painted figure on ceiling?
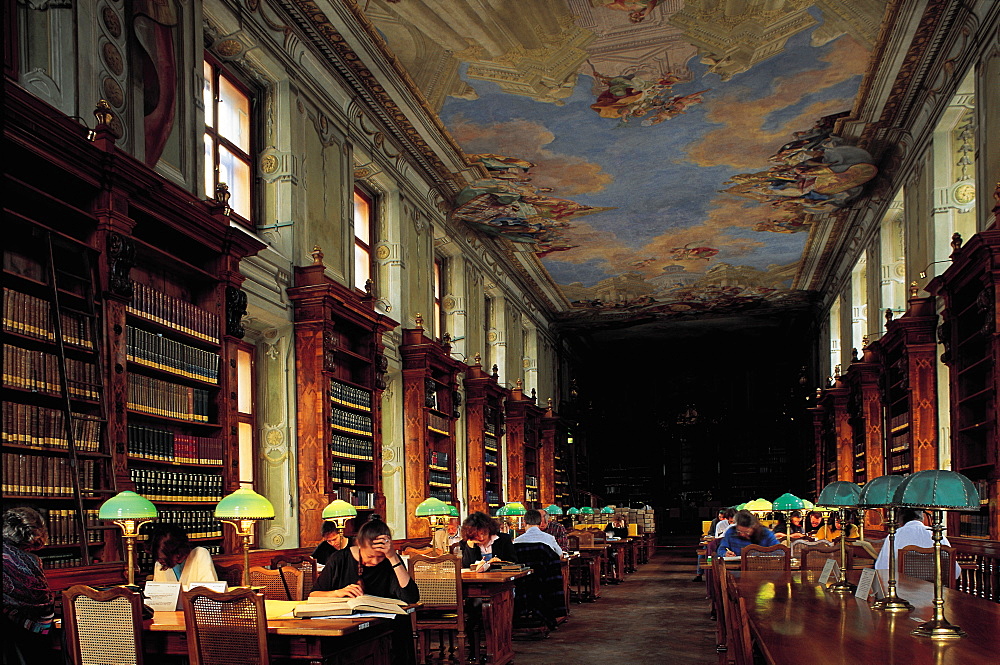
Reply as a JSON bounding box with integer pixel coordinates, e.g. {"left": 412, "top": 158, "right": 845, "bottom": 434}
{"left": 588, "top": 66, "right": 700, "bottom": 127}
{"left": 133, "top": 0, "right": 179, "bottom": 166}
{"left": 592, "top": 0, "right": 662, "bottom": 23}
{"left": 667, "top": 244, "right": 718, "bottom": 261}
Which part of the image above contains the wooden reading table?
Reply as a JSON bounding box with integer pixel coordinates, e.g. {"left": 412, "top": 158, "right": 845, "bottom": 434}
{"left": 461, "top": 568, "right": 530, "bottom": 665}
{"left": 734, "top": 570, "right": 1000, "bottom": 665}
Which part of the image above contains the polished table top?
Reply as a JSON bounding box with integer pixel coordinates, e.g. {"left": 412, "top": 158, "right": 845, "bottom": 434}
{"left": 149, "top": 610, "right": 387, "bottom": 637}
{"left": 734, "top": 570, "right": 1000, "bottom": 665}
{"left": 461, "top": 569, "right": 531, "bottom": 582}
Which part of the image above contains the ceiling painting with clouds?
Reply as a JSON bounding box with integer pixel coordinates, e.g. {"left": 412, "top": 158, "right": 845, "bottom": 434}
{"left": 363, "top": 0, "right": 881, "bottom": 326}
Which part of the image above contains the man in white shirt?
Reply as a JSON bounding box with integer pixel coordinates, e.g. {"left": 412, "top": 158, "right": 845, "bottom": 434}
{"left": 514, "top": 509, "right": 564, "bottom": 557}
{"left": 875, "top": 508, "right": 958, "bottom": 576}
{"left": 714, "top": 508, "right": 736, "bottom": 539}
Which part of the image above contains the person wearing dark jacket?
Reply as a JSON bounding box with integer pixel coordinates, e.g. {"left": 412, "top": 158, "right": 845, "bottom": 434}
{"left": 311, "top": 521, "right": 351, "bottom": 565}
{"left": 3, "top": 507, "right": 55, "bottom": 665}
{"left": 458, "top": 511, "right": 517, "bottom": 570}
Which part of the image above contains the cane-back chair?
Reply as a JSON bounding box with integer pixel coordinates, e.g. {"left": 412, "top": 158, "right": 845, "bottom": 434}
{"left": 722, "top": 571, "right": 754, "bottom": 665}
{"left": 898, "top": 545, "right": 957, "bottom": 588}
{"left": 408, "top": 553, "right": 466, "bottom": 664}
{"left": 739, "top": 544, "right": 791, "bottom": 572}
{"left": 62, "top": 584, "right": 145, "bottom": 665}
{"left": 799, "top": 543, "right": 846, "bottom": 571}
{"left": 270, "top": 554, "right": 318, "bottom": 597}
{"left": 847, "top": 541, "right": 878, "bottom": 569}
{"left": 181, "top": 587, "right": 269, "bottom": 665}
{"left": 248, "top": 565, "right": 303, "bottom": 601}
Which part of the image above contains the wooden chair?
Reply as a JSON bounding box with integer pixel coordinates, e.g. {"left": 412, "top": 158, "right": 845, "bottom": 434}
{"left": 567, "top": 530, "right": 594, "bottom": 548}
{"left": 270, "top": 554, "right": 318, "bottom": 597}
{"left": 63, "top": 584, "right": 145, "bottom": 665}
{"left": 248, "top": 565, "right": 303, "bottom": 601}
{"left": 712, "top": 556, "right": 729, "bottom": 664}
{"left": 739, "top": 544, "right": 791, "bottom": 572}
{"left": 847, "top": 541, "right": 878, "bottom": 569}
{"left": 213, "top": 563, "right": 243, "bottom": 588}
{"left": 791, "top": 538, "right": 831, "bottom": 560}
{"left": 407, "top": 553, "right": 466, "bottom": 665}
{"left": 799, "top": 543, "right": 846, "bottom": 570}
{"left": 898, "top": 545, "right": 958, "bottom": 588}
{"left": 722, "top": 571, "right": 754, "bottom": 665}
{"left": 181, "top": 587, "right": 269, "bottom": 665}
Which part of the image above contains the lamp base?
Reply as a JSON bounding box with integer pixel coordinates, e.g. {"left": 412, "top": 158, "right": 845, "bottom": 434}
{"left": 911, "top": 618, "right": 966, "bottom": 639}
{"left": 871, "top": 596, "right": 914, "bottom": 612}
{"left": 828, "top": 579, "right": 857, "bottom": 594}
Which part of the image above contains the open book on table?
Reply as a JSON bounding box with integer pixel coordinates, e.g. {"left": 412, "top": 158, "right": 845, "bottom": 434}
{"left": 293, "top": 594, "right": 408, "bottom": 618}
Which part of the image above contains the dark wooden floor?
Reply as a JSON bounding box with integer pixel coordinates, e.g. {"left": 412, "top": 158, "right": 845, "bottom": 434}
{"left": 512, "top": 544, "right": 718, "bottom": 664}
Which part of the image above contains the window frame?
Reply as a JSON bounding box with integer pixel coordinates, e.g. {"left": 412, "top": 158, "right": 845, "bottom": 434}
{"left": 353, "top": 186, "right": 375, "bottom": 293}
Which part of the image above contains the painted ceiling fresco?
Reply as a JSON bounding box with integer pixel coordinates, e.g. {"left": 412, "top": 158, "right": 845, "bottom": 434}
{"left": 364, "top": 0, "right": 883, "bottom": 327}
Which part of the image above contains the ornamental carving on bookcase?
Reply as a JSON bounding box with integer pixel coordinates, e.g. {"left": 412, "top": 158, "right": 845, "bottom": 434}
{"left": 375, "top": 353, "right": 389, "bottom": 390}
{"left": 323, "top": 330, "right": 338, "bottom": 372}
{"left": 452, "top": 390, "right": 463, "bottom": 419}
{"left": 424, "top": 378, "right": 438, "bottom": 409}
{"left": 106, "top": 232, "right": 135, "bottom": 298}
{"left": 938, "top": 317, "right": 952, "bottom": 364}
{"left": 225, "top": 286, "right": 248, "bottom": 338}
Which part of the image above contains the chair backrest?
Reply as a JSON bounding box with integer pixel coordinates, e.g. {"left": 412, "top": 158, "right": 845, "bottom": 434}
{"left": 213, "top": 563, "right": 243, "bottom": 588}
{"left": 798, "top": 543, "right": 845, "bottom": 571}
{"left": 898, "top": 545, "right": 957, "bottom": 587}
{"left": 270, "top": 554, "right": 318, "bottom": 597}
{"left": 722, "top": 571, "right": 754, "bottom": 665}
{"left": 592, "top": 530, "right": 607, "bottom": 544}
{"left": 847, "top": 541, "right": 878, "bottom": 569}
{"left": 62, "top": 585, "right": 145, "bottom": 665}
{"left": 740, "top": 544, "right": 791, "bottom": 572}
{"left": 712, "top": 555, "right": 728, "bottom": 651}
{"left": 181, "top": 587, "right": 269, "bottom": 665}
{"left": 791, "top": 538, "right": 832, "bottom": 560}
{"left": 248, "top": 565, "right": 303, "bottom": 601}
{"left": 407, "top": 553, "right": 463, "bottom": 610}
{"left": 568, "top": 530, "right": 594, "bottom": 548}
{"left": 513, "top": 541, "right": 566, "bottom": 625}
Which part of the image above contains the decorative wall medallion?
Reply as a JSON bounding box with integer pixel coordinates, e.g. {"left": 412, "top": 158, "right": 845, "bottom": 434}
{"left": 261, "top": 154, "right": 279, "bottom": 174}
{"left": 382, "top": 447, "right": 395, "bottom": 462}
{"left": 101, "top": 42, "right": 124, "bottom": 76}
{"left": 442, "top": 296, "right": 456, "bottom": 312}
{"left": 487, "top": 331, "right": 498, "bottom": 343}
{"left": 522, "top": 358, "right": 531, "bottom": 368}
{"left": 375, "top": 244, "right": 391, "bottom": 260}
{"left": 216, "top": 38, "right": 244, "bottom": 57}
{"left": 102, "top": 77, "right": 124, "bottom": 108}
{"left": 101, "top": 6, "right": 122, "bottom": 38}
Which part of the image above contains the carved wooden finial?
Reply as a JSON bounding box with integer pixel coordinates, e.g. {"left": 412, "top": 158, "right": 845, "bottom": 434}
{"left": 442, "top": 332, "right": 452, "bottom": 346}
{"left": 474, "top": 352, "right": 482, "bottom": 365}
{"left": 491, "top": 364, "right": 499, "bottom": 379}
{"left": 310, "top": 245, "right": 324, "bottom": 265}
{"left": 531, "top": 388, "right": 536, "bottom": 399}
{"left": 862, "top": 334, "right": 869, "bottom": 348}
{"left": 415, "top": 313, "right": 424, "bottom": 328}
{"left": 884, "top": 307, "right": 893, "bottom": 325}
{"left": 950, "top": 232, "right": 963, "bottom": 253}
{"left": 834, "top": 364, "right": 842, "bottom": 379}
{"left": 93, "top": 99, "right": 114, "bottom": 128}
{"left": 816, "top": 388, "right": 823, "bottom": 399}
{"left": 516, "top": 378, "right": 523, "bottom": 390}
{"left": 364, "top": 278, "right": 374, "bottom": 296}
{"left": 547, "top": 397, "right": 553, "bottom": 408}
{"left": 909, "top": 281, "right": 918, "bottom": 298}
{"left": 851, "top": 348, "right": 859, "bottom": 362}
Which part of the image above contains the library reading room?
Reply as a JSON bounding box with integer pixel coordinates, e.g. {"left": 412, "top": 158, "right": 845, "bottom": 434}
{"left": 3, "top": 1, "right": 999, "bottom": 664}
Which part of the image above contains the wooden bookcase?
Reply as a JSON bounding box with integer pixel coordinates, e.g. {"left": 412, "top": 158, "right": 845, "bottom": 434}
{"left": 288, "top": 256, "right": 397, "bottom": 544}
{"left": 871, "top": 292, "right": 939, "bottom": 475}
{"left": 842, "top": 345, "right": 884, "bottom": 484}
{"left": 928, "top": 228, "right": 1000, "bottom": 542}
{"left": 545, "top": 409, "right": 574, "bottom": 508}
{"left": 400, "top": 319, "right": 465, "bottom": 537}
{"left": 810, "top": 380, "right": 850, "bottom": 495}
{"left": 3, "top": 84, "right": 264, "bottom": 577}
{"left": 504, "top": 381, "right": 545, "bottom": 507}
{"left": 463, "top": 355, "right": 508, "bottom": 516}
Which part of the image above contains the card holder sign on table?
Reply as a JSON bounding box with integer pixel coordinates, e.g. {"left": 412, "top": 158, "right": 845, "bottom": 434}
{"left": 145, "top": 581, "right": 228, "bottom": 611}
{"left": 818, "top": 558, "right": 841, "bottom": 586}
{"left": 854, "top": 568, "right": 877, "bottom": 599}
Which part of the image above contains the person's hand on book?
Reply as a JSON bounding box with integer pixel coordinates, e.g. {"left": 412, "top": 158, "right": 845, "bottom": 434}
{"left": 324, "top": 583, "right": 363, "bottom": 598}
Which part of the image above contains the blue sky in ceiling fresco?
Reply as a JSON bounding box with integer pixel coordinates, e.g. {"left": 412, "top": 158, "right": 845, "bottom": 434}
{"left": 440, "top": 21, "right": 868, "bottom": 295}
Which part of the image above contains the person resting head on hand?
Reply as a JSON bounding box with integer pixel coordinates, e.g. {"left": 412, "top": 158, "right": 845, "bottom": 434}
{"left": 459, "top": 511, "right": 518, "bottom": 571}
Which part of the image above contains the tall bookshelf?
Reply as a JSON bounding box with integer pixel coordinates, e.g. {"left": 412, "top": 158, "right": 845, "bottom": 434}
{"left": 504, "top": 381, "right": 545, "bottom": 507}
{"left": 4, "top": 84, "right": 265, "bottom": 578}
{"left": 928, "top": 227, "right": 1000, "bottom": 542}
{"left": 871, "top": 292, "right": 939, "bottom": 474}
{"left": 539, "top": 400, "right": 560, "bottom": 507}
{"left": 288, "top": 253, "right": 397, "bottom": 544}
{"left": 464, "top": 355, "right": 507, "bottom": 516}
{"left": 842, "top": 345, "right": 883, "bottom": 484}
{"left": 400, "top": 318, "right": 465, "bottom": 537}
{"left": 811, "top": 380, "right": 850, "bottom": 495}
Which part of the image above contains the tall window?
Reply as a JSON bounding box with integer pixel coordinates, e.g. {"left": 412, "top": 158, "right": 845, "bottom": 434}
{"left": 433, "top": 257, "right": 445, "bottom": 339}
{"left": 483, "top": 295, "right": 493, "bottom": 371}
{"left": 353, "top": 188, "right": 373, "bottom": 292}
{"left": 236, "top": 345, "right": 256, "bottom": 490}
{"left": 203, "top": 58, "right": 253, "bottom": 224}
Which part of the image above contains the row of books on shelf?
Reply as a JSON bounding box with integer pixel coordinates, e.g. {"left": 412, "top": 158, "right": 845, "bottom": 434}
{"left": 2, "top": 402, "right": 102, "bottom": 451}
{"left": 956, "top": 510, "right": 991, "bottom": 538}
{"left": 429, "top": 488, "right": 453, "bottom": 502}
{"left": 889, "top": 432, "right": 910, "bottom": 453}
{"left": 332, "top": 488, "right": 375, "bottom": 510}
{"left": 127, "top": 326, "right": 219, "bottom": 383}
{"left": 525, "top": 488, "right": 539, "bottom": 502}
{"left": 330, "top": 406, "right": 372, "bottom": 436}
{"left": 331, "top": 434, "right": 373, "bottom": 461}
{"left": 330, "top": 379, "right": 371, "bottom": 410}
{"left": 3, "top": 288, "right": 94, "bottom": 349}
{"left": 429, "top": 469, "right": 451, "bottom": 486}
{"left": 524, "top": 475, "right": 538, "bottom": 488}
{"left": 127, "top": 282, "right": 219, "bottom": 343}
{"left": 485, "top": 490, "right": 500, "bottom": 505}
{"left": 429, "top": 450, "right": 449, "bottom": 468}
{"left": 138, "top": 544, "right": 224, "bottom": 576}
{"left": 427, "top": 411, "right": 450, "bottom": 434}
{"left": 485, "top": 451, "right": 498, "bottom": 466}
{"left": 129, "top": 468, "right": 224, "bottom": 502}
{"left": 330, "top": 461, "right": 361, "bottom": 485}
{"left": 138, "top": 509, "right": 223, "bottom": 540}
{"left": 889, "top": 451, "right": 912, "bottom": 473}
{"left": 888, "top": 412, "right": 910, "bottom": 431}
{"left": 43, "top": 508, "right": 103, "bottom": 545}
{"left": 3, "top": 454, "right": 96, "bottom": 496}
{"left": 127, "top": 424, "right": 223, "bottom": 465}
{"left": 3, "top": 344, "right": 100, "bottom": 400}
{"left": 127, "top": 373, "right": 210, "bottom": 422}
{"left": 40, "top": 552, "right": 95, "bottom": 569}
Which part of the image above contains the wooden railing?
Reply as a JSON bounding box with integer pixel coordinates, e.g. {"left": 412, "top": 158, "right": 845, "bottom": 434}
{"left": 952, "top": 538, "right": 1000, "bottom": 602}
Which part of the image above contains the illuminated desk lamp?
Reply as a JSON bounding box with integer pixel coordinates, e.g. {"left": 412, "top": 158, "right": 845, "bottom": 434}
{"left": 415, "top": 497, "right": 452, "bottom": 552}
{"left": 99, "top": 491, "right": 158, "bottom": 586}
{"left": 322, "top": 499, "right": 358, "bottom": 532}
{"left": 893, "top": 470, "right": 980, "bottom": 639}
{"left": 857, "top": 474, "right": 911, "bottom": 611}
{"left": 816, "top": 481, "right": 861, "bottom": 594}
{"left": 497, "top": 502, "right": 526, "bottom": 537}
{"left": 544, "top": 505, "right": 563, "bottom": 517}
{"left": 215, "top": 487, "right": 275, "bottom": 587}
{"left": 567, "top": 507, "right": 580, "bottom": 526}
{"left": 771, "top": 493, "right": 804, "bottom": 548}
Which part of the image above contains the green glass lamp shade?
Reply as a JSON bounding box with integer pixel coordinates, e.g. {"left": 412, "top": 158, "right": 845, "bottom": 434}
{"left": 600, "top": 506, "right": 615, "bottom": 514}
{"left": 215, "top": 487, "right": 275, "bottom": 520}
{"left": 497, "top": 502, "right": 527, "bottom": 517}
{"left": 892, "top": 470, "right": 981, "bottom": 510}
{"left": 322, "top": 499, "right": 359, "bottom": 520}
{"left": 545, "top": 504, "right": 563, "bottom": 515}
{"left": 580, "top": 507, "right": 595, "bottom": 515}
{"left": 415, "top": 497, "right": 451, "bottom": 517}
{"left": 745, "top": 498, "right": 773, "bottom": 512}
{"left": 99, "top": 491, "right": 158, "bottom": 520}
{"left": 567, "top": 507, "right": 580, "bottom": 515}
{"left": 858, "top": 474, "right": 905, "bottom": 507}
{"left": 734, "top": 503, "right": 747, "bottom": 511}
{"left": 817, "top": 481, "right": 861, "bottom": 507}
{"left": 447, "top": 504, "right": 460, "bottom": 518}
{"left": 771, "top": 493, "right": 804, "bottom": 511}
{"left": 801, "top": 499, "right": 815, "bottom": 511}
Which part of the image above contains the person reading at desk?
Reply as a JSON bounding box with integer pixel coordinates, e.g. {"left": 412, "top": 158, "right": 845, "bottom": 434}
{"left": 311, "top": 515, "right": 418, "bottom": 665}
{"left": 804, "top": 511, "right": 825, "bottom": 537}
{"left": 604, "top": 514, "right": 629, "bottom": 540}
{"left": 515, "top": 509, "right": 563, "bottom": 557}
{"left": 814, "top": 512, "right": 860, "bottom": 542}
{"left": 718, "top": 510, "right": 779, "bottom": 556}
{"left": 148, "top": 523, "right": 218, "bottom": 585}
{"left": 311, "top": 521, "right": 351, "bottom": 565}
{"left": 773, "top": 512, "right": 806, "bottom": 541}
{"left": 459, "top": 511, "right": 517, "bottom": 571}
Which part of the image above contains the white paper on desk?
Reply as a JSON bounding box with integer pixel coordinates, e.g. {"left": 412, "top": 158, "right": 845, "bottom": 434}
{"left": 144, "top": 582, "right": 181, "bottom": 611}
{"left": 871, "top": 571, "right": 886, "bottom": 600}
{"left": 818, "top": 559, "right": 839, "bottom": 585}
{"left": 348, "top": 612, "right": 401, "bottom": 619}
{"left": 183, "top": 581, "right": 227, "bottom": 593}
{"left": 854, "top": 568, "right": 876, "bottom": 599}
